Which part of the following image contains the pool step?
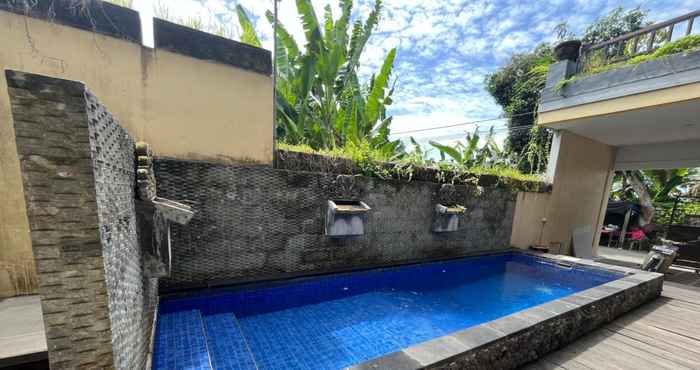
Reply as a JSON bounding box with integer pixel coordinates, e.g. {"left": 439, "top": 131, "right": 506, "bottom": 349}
{"left": 202, "top": 313, "right": 257, "bottom": 370}
{"left": 152, "top": 310, "right": 212, "bottom": 370}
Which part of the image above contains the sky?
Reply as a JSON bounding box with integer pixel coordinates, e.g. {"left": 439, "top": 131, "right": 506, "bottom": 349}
{"left": 132, "top": 0, "right": 697, "bottom": 149}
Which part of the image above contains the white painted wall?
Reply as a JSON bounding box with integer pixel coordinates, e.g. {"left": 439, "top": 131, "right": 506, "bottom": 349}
{"left": 615, "top": 139, "right": 700, "bottom": 170}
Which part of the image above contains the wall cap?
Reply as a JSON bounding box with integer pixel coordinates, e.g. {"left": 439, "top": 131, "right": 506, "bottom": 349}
{"left": 0, "top": 0, "right": 142, "bottom": 43}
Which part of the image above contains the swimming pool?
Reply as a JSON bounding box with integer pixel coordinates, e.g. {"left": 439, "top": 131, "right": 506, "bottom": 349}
{"left": 152, "top": 252, "right": 645, "bottom": 370}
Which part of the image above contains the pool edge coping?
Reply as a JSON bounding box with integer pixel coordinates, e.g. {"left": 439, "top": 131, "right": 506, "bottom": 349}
{"left": 346, "top": 250, "right": 664, "bottom": 370}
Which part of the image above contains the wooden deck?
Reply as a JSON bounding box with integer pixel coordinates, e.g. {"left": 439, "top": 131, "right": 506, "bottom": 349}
{"left": 522, "top": 268, "right": 700, "bottom": 370}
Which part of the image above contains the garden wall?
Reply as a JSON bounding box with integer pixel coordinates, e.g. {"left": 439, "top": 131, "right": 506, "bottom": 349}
{"left": 7, "top": 71, "right": 157, "bottom": 370}
{"left": 155, "top": 158, "right": 519, "bottom": 292}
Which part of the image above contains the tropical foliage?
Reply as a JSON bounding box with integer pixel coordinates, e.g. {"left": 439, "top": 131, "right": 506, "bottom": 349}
{"left": 485, "top": 6, "right": 649, "bottom": 174}
{"left": 236, "top": 5, "right": 261, "bottom": 47}
{"left": 429, "top": 127, "right": 512, "bottom": 169}
{"left": 258, "top": 0, "right": 403, "bottom": 155}
{"left": 613, "top": 170, "right": 691, "bottom": 202}
{"left": 580, "top": 6, "right": 647, "bottom": 44}
{"left": 485, "top": 45, "right": 553, "bottom": 173}
{"left": 611, "top": 169, "right": 699, "bottom": 225}
{"left": 277, "top": 140, "right": 542, "bottom": 185}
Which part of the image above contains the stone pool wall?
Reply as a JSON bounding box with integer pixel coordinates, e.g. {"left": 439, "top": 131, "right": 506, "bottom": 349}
{"left": 154, "top": 158, "right": 518, "bottom": 291}
{"left": 6, "top": 71, "right": 157, "bottom": 370}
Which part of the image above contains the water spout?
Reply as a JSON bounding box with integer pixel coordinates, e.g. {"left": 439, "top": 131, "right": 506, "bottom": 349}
{"left": 325, "top": 200, "right": 371, "bottom": 237}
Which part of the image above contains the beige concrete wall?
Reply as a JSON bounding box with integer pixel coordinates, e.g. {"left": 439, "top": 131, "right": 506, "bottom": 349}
{"left": 143, "top": 50, "right": 273, "bottom": 161}
{"left": 538, "top": 82, "right": 700, "bottom": 125}
{"left": 510, "top": 191, "right": 551, "bottom": 249}
{"left": 0, "top": 10, "right": 273, "bottom": 297}
{"left": 540, "top": 131, "right": 616, "bottom": 255}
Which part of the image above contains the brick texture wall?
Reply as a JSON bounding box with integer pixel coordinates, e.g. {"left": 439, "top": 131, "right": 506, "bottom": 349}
{"left": 7, "top": 70, "right": 156, "bottom": 370}
{"left": 155, "top": 158, "right": 517, "bottom": 291}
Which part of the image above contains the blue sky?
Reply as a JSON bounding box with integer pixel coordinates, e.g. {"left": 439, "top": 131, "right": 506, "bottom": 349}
{"left": 134, "top": 0, "right": 698, "bottom": 148}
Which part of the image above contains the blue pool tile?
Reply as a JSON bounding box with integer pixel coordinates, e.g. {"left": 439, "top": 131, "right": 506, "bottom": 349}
{"left": 202, "top": 314, "right": 257, "bottom": 370}
{"left": 154, "top": 252, "right": 623, "bottom": 370}
{"left": 152, "top": 310, "right": 211, "bottom": 370}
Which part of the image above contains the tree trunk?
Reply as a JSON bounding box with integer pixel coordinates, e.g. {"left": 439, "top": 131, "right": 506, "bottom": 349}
{"left": 624, "top": 170, "right": 654, "bottom": 225}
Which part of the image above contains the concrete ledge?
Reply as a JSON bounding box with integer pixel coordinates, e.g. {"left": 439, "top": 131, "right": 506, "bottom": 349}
{"left": 540, "top": 49, "right": 700, "bottom": 112}
{"left": 153, "top": 18, "right": 272, "bottom": 76}
{"left": 0, "top": 0, "right": 141, "bottom": 43}
{"left": 275, "top": 150, "right": 550, "bottom": 193}
{"left": 0, "top": 295, "right": 47, "bottom": 369}
{"left": 347, "top": 251, "right": 663, "bottom": 370}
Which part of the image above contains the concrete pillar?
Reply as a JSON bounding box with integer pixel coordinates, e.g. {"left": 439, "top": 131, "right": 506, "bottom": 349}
{"left": 541, "top": 131, "right": 616, "bottom": 256}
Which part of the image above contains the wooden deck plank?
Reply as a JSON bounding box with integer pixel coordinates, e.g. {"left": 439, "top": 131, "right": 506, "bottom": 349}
{"left": 520, "top": 265, "right": 700, "bottom": 370}
{"left": 603, "top": 327, "right": 700, "bottom": 369}
{"left": 610, "top": 300, "right": 700, "bottom": 340}
{"left": 519, "top": 359, "right": 569, "bottom": 370}
{"left": 607, "top": 321, "right": 700, "bottom": 356}
{"left": 535, "top": 347, "right": 595, "bottom": 370}
{"left": 661, "top": 284, "right": 700, "bottom": 304}
{"left": 575, "top": 330, "right": 691, "bottom": 370}
{"left": 663, "top": 297, "right": 700, "bottom": 311}
{"left": 557, "top": 342, "right": 645, "bottom": 370}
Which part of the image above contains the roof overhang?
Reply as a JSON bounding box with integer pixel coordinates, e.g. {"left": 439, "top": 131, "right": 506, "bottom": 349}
{"left": 537, "top": 49, "right": 700, "bottom": 147}
{"left": 538, "top": 84, "right": 700, "bottom": 146}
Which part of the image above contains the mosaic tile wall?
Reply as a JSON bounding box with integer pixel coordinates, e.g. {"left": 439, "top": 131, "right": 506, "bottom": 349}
{"left": 154, "top": 159, "right": 517, "bottom": 292}
{"left": 7, "top": 70, "right": 157, "bottom": 369}
{"left": 85, "top": 88, "right": 158, "bottom": 370}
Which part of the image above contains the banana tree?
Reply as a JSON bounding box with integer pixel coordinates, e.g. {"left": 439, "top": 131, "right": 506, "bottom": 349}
{"left": 429, "top": 127, "right": 509, "bottom": 168}
{"left": 236, "top": 5, "right": 261, "bottom": 47}
{"left": 242, "top": 0, "right": 402, "bottom": 153}
{"left": 613, "top": 169, "right": 694, "bottom": 225}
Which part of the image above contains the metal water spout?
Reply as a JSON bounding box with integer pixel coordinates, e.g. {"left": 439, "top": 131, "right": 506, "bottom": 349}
{"left": 433, "top": 184, "right": 466, "bottom": 233}
{"left": 433, "top": 204, "right": 466, "bottom": 233}
{"left": 325, "top": 200, "right": 371, "bottom": 237}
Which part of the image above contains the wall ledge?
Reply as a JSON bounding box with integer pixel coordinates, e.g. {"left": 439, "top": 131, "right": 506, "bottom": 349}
{"left": 0, "top": 1, "right": 273, "bottom": 76}
{"left": 0, "top": 0, "right": 142, "bottom": 43}
{"left": 153, "top": 18, "right": 272, "bottom": 76}
{"left": 274, "top": 150, "right": 551, "bottom": 193}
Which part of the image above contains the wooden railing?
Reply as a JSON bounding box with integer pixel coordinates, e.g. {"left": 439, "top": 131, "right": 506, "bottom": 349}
{"left": 578, "top": 10, "right": 700, "bottom": 73}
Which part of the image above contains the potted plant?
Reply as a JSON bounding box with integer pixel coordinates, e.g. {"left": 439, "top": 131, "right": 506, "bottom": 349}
{"left": 553, "top": 22, "right": 582, "bottom": 61}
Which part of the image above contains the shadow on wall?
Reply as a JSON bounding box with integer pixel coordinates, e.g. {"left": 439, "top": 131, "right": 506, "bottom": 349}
{"left": 0, "top": 259, "right": 38, "bottom": 297}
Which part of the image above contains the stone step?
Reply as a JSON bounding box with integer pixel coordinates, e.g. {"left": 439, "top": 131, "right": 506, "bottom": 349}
{"left": 202, "top": 313, "right": 257, "bottom": 370}
{"left": 152, "top": 310, "right": 212, "bottom": 370}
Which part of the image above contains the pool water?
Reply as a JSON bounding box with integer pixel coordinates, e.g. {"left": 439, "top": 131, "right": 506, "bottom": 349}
{"left": 153, "top": 253, "right": 622, "bottom": 370}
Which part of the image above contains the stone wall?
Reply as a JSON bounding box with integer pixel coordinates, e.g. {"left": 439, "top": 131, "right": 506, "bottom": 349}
{"left": 155, "top": 158, "right": 517, "bottom": 291}
{"left": 85, "top": 90, "right": 158, "bottom": 369}
{"left": 7, "top": 70, "right": 156, "bottom": 370}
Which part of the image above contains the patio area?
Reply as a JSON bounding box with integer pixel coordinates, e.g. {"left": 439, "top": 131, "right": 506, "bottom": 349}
{"left": 522, "top": 260, "right": 700, "bottom": 370}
